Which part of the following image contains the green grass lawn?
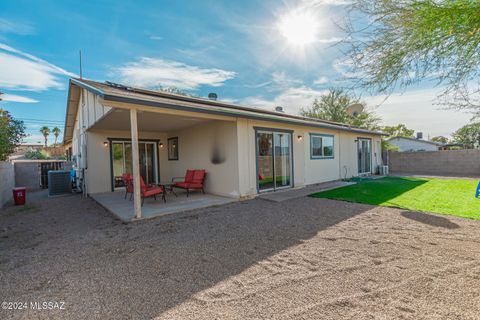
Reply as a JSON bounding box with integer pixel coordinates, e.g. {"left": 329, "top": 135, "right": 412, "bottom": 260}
{"left": 311, "top": 176, "right": 480, "bottom": 220}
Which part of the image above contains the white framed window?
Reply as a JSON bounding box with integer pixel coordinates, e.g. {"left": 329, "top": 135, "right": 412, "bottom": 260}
{"left": 310, "top": 133, "right": 334, "bottom": 159}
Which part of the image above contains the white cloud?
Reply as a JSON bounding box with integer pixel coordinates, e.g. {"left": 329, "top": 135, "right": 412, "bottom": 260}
{"left": 114, "top": 57, "right": 236, "bottom": 90}
{"left": 332, "top": 57, "right": 360, "bottom": 79}
{"left": 149, "top": 35, "right": 163, "bottom": 41}
{"left": 242, "top": 86, "right": 328, "bottom": 114}
{"left": 313, "top": 76, "right": 329, "bottom": 85}
{"left": 271, "top": 71, "right": 303, "bottom": 87}
{"left": 0, "top": 43, "right": 75, "bottom": 91}
{"left": 0, "top": 18, "right": 35, "bottom": 35}
{"left": 316, "top": 37, "right": 343, "bottom": 44}
{"left": 1, "top": 93, "right": 38, "bottom": 103}
{"left": 364, "top": 88, "right": 472, "bottom": 138}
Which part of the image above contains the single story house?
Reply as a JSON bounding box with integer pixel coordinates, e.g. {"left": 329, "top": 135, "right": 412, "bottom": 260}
{"left": 63, "top": 78, "right": 385, "bottom": 218}
{"left": 388, "top": 136, "right": 442, "bottom": 152}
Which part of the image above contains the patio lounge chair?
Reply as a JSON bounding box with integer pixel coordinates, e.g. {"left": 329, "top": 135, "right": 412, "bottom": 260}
{"left": 122, "top": 173, "right": 133, "bottom": 200}
{"left": 172, "top": 169, "right": 206, "bottom": 197}
{"left": 140, "top": 176, "right": 166, "bottom": 206}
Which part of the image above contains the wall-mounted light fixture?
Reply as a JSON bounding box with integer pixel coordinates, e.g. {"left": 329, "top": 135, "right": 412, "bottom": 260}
{"left": 159, "top": 142, "right": 164, "bottom": 148}
{"left": 103, "top": 141, "right": 109, "bottom": 147}
{"left": 297, "top": 135, "right": 303, "bottom": 141}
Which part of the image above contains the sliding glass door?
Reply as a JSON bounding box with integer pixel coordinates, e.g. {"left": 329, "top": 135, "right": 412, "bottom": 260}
{"left": 111, "top": 141, "right": 158, "bottom": 189}
{"left": 357, "top": 138, "right": 372, "bottom": 174}
{"left": 256, "top": 130, "right": 292, "bottom": 192}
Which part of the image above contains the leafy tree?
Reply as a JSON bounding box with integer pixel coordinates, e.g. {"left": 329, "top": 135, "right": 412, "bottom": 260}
{"left": 52, "top": 127, "right": 61, "bottom": 147}
{"left": 300, "top": 88, "right": 381, "bottom": 130}
{"left": 0, "top": 109, "right": 26, "bottom": 161}
{"left": 39, "top": 126, "right": 50, "bottom": 147}
{"left": 431, "top": 136, "right": 449, "bottom": 144}
{"left": 345, "top": 0, "right": 480, "bottom": 113}
{"left": 452, "top": 122, "right": 480, "bottom": 148}
{"left": 382, "top": 140, "right": 400, "bottom": 152}
{"left": 381, "top": 124, "right": 415, "bottom": 138}
{"left": 25, "top": 149, "right": 49, "bottom": 160}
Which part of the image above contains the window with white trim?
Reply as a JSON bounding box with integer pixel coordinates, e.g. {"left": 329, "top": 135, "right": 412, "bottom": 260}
{"left": 310, "top": 134, "right": 334, "bottom": 159}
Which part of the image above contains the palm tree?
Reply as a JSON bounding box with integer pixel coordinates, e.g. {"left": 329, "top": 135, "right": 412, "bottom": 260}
{"left": 40, "top": 126, "right": 50, "bottom": 147}
{"left": 52, "top": 127, "right": 61, "bottom": 147}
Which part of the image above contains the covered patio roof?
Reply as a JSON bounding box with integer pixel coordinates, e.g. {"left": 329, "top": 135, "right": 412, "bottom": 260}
{"left": 89, "top": 107, "right": 213, "bottom": 132}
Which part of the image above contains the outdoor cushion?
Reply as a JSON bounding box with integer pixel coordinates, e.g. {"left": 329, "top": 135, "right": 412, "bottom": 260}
{"left": 174, "top": 181, "right": 203, "bottom": 189}
{"left": 192, "top": 170, "right": 205, "bottom": 184}
{"left": 174, "top": 182, "right": 189, "bottom": 188}
{"left": 187, "top": 183, "right": 203, "bottom": 189}
{"left": 143, "top": 186, "right": 164, "bottom": 197}
{"left": 184, "top": 170, "right": 195, "bottom": 183}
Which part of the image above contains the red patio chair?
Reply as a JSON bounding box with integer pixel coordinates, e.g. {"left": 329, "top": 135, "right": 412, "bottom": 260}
{"left": 172, "top": 169, "right": 206, "bottom": 197}
{"left": 139, "top": 176, "right": 166, "bottom": 206}
{"left": 122, "top": 173, "right": 133, "bottom": 200}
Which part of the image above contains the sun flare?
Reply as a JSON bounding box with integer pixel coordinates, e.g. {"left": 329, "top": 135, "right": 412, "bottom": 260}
{"left": 277, "top": 10, "right": 319, "bottom": 46}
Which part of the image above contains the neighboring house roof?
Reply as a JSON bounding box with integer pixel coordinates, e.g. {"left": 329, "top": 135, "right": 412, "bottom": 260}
{"left": 388, "top": 136, "right": 443, "bottom": 146}
{"left": 63, "top": 78, "right": 386, "bottom": 143}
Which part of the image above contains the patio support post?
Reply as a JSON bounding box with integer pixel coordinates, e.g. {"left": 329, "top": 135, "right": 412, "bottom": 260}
{"left": 130, "top": 109, "right": 142, "bottom": 219}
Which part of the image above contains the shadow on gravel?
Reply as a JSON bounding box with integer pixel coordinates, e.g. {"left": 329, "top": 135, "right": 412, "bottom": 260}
{"left": 401, "top": 211, "right": 460, "bottom": 229}
{"left": 0, "top": 194, "right": 376, "bottom": 319}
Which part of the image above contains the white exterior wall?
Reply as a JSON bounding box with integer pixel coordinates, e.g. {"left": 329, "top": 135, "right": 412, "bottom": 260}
{"left": 83, "top": 122, "right": 239, "bottom": 198}
{"left": 389, "top": 137, "right": 439, "bottom": 152}
{"left": 71, "top": 89, "right": 113, "bottom": 173}
{"left": 85, "top": 130, "right": 168, "bottom": 194}
{"left": 166, "top": 120, "right": 239, "bottom": 198}
{"left": 236, "top": 119, "right": 383, "bottom": 197}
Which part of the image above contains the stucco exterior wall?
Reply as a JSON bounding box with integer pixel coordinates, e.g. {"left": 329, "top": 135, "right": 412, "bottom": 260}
{"left": 85, "top": 130, "right": 167, "bottom": 194}
{"left": 236, "top": 119, "right": 383, "bottom": 197}
{"left": 166, "top": 120, "right": 239, "bottom": 198}
{"left": 84, "top": 121, "right": 240, "bottom": 198}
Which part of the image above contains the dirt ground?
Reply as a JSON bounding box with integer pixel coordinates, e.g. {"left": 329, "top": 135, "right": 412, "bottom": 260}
{"left": 1, "top": 191, "right": 480, "bottom": 320}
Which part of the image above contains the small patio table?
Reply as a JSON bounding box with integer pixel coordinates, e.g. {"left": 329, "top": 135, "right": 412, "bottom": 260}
{"left": 158, "top": 182, "right": 177, "bottom": 197}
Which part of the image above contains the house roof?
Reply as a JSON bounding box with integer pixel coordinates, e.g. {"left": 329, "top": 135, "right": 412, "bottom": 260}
{"left": 388, "top": 136, "right": 443, "bottom": 146}
{"left": 63, "top": 78, "right": 386, "bottom": 143}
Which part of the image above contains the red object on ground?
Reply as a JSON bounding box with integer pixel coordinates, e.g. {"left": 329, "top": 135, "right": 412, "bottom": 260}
{"left": 173, "top": 169, "right": 206, "bottom": 197}
{"left": 139, "top": 176, "right": 166, "bottom": 206}
{"left": 12, "top": 187, "right": 26, "bottom": 205}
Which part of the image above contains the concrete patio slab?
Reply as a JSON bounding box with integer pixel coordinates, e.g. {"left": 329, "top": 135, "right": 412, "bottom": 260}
{"left": 91, "top": 190, "right": 236, "bottom": 222}
{"left": 258, "top": 180, "right": 355, "bottom": 202}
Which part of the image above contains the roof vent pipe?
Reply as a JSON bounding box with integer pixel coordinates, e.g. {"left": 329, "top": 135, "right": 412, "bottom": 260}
{"left": 275, "top": 106, "right": 284, "bottom": 112}
{"left": 208, "top": 93, "right": 218, "bottom": 101}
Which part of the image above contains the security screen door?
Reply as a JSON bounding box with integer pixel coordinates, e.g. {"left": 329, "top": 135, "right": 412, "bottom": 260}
{"left": 256, "top": 130, "right": 292, "bottom": 192}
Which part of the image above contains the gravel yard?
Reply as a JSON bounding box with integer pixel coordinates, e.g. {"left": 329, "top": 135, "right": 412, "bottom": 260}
{"left": 1, "top": 192, "right": 480, "bottom": 319}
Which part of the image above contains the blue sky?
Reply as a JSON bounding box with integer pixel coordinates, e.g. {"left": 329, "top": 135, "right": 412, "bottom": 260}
{"left": 0, "top": 0, "right": 471, "bottom": 143}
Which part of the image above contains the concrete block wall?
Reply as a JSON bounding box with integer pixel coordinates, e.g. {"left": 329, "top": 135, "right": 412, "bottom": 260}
{"left": 0, "top": 161, "right": 15, "bottom": 208}
{"left": 14, "top": 161, "right": 41, "bottom": 190}
{"left": 388, "top": 149, "right": 480, "bottom": 177}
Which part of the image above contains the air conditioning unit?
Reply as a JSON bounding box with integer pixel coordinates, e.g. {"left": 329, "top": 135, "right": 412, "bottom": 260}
{"left": 379, "top": 165, "right": 389, "bottom": 176}
{"left": 48, "top": 170, "right": 72, "bottom": 196}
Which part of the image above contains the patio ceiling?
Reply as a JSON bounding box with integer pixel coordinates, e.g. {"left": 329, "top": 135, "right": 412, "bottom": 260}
{"left": 89, "top": 108, "right": 212, "bottom": 132}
